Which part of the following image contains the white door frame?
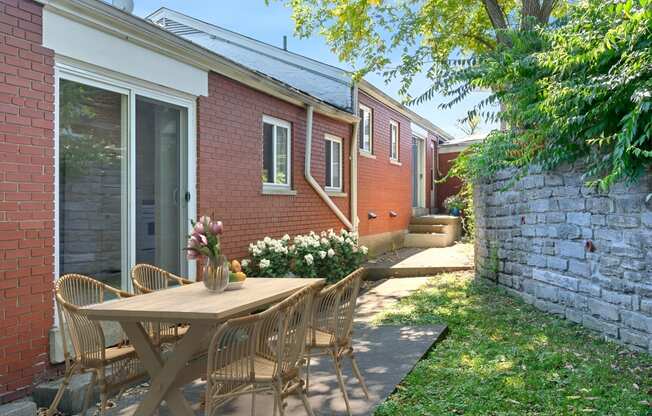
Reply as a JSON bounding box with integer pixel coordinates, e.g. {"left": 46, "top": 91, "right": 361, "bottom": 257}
{"left": 53, "top": 60, "right": 197, "bottom": 320}
{"left": 412, "top": 136, "right": 426, "bottom": 208}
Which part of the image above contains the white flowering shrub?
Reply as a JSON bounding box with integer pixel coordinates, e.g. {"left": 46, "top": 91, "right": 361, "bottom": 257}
{"left": 242, "top": 229, "right": 367, "bottom": 283}
{"left": 243, "top": 235, "right": 291, "bottom": 277}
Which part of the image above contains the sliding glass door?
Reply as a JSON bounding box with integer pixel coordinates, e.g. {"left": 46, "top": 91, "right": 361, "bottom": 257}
{"left": 135, "top": 96, "right": 186, "bottom": 276}
{"left": 58, "top": 79, "right": 127, "bottom": 288}
{"left": 57, "top": 71, "right": 194, "bottom": 289}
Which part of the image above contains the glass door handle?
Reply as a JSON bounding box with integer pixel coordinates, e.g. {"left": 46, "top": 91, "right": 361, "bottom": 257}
{"left": 185, "top": 191, "right": 191, "bottom": 202}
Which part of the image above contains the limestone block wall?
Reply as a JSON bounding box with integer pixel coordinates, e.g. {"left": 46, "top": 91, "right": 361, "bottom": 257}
{"left": 474, "top": 166, "right": 652, "bottom": 353}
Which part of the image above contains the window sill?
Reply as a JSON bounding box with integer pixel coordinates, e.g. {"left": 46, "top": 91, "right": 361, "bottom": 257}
{"left": 359, "top": 150, "right": 376, "bottom": 159}
{"left": 262, "top": 187, "right": 297, "bottom": 196}
{"left": 390, "top": 159, "right": 402, "bottom": 166}
{"left": 326, "top": 190, "right": 347, "bottom": 198}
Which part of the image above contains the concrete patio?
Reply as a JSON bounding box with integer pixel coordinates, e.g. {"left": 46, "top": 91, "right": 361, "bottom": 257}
{"left": 74, "top": 277, "right": 448, "bottom": 416}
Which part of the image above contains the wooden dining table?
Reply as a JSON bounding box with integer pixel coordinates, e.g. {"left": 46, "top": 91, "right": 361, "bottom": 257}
{"left": 80, "top": 277, "right": 324, "bottom": 416}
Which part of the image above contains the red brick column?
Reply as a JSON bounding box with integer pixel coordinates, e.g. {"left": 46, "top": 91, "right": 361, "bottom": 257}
{"left": 0, "top": 0, "right": 55, "bottom": 402}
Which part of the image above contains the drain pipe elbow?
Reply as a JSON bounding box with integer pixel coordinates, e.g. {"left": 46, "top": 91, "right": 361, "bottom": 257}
{"left": 304, "top": 104, "right": 354, "bottom": 230}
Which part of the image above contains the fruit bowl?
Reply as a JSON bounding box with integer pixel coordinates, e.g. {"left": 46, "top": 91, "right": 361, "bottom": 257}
{"left": 226, "top": 281, "right": 245, "bottom": 290}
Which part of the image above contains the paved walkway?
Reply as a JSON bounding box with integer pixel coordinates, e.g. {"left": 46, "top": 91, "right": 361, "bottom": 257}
{"left": 94, "top": 277, "right": 445, "bottom": 416}
{"left": 365, "top": 243, "right": 473, "bottom": 279}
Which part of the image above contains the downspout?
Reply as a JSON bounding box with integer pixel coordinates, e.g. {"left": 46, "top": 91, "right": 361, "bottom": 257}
{"left": 304, "top": 105, "right": 354, "bottom": 230}
{"left": 350, "top": 84, "right": 360, "bottom": 232}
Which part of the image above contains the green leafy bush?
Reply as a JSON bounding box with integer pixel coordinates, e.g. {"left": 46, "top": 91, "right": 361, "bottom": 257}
{"left": 241, "top": 229, "right": 367, "bottom": 283}
{"left": 446, "top": 0, "right": 652, "bottom": 191}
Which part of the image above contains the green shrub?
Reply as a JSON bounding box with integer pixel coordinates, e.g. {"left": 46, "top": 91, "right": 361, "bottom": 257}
{"left": 241, "top": 229, "right": 367, "bottom": 283}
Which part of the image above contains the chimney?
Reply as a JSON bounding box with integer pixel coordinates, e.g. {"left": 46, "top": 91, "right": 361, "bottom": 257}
{"left": 283, "top": 35, "right": 288, "bottom": 51}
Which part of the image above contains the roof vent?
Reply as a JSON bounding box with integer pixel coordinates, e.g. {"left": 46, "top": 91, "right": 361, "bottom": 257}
{"left": 112, "top": 0, "right": 134, "bottom": 13}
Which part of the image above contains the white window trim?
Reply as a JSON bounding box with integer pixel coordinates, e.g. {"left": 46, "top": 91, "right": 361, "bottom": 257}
{"left": 324, "top": 134, "right": 343, "bottom": 192}
{"left": 262, "top": 115, "right": 292, "bottom": 191}
{"left": 53, "top": 63, "right": 198, "bottom": 318}
{"left": 359, "top": 104, "right": 373, "bottom": 154}
{"left": 389, "top": 120, "right": 400, "bottom": 161}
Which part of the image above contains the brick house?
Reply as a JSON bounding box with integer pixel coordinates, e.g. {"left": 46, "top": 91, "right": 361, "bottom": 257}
{"left": 0, "top": 0, "right": 451, "bottom": 402}
{"left": 436, "top": 132, "right": 487, "bottom": 212}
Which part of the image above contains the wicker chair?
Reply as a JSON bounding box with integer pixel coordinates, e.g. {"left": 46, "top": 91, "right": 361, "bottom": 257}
{"left": 305, "top": 268, "right": 369, "bottom": 415}
{"left": 205, "top": 284, "right": 320, "bottom": 416}
{"left": 131, "top": 263, "right": 193, "bottom": 344}
{"left": 47, "top": 274, "right": 146, "bottom": 416}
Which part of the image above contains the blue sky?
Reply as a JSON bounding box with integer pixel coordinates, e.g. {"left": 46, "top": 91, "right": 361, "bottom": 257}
{"left": 133, "top": 0, "right": 496, "bottom": 138}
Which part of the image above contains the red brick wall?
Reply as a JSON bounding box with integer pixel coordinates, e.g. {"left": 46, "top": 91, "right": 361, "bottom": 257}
{"left": 197, "top": 72, "right": 352, "bottom": 259}
{"left": 357, "top": 92, "right": 412, "bottom": 236}
{"left": 0, "top": 0, "right": 55, "bottom": 403}
{"left": 437, "top": 151, "right": 463, "bottom": 211}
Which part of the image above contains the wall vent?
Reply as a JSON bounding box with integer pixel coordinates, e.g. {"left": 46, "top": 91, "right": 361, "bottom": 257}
{"left": 155, "top": 18, "right": 202, "bottom": 36}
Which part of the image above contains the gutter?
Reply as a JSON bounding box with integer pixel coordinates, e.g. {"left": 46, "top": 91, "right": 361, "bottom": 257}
{"left": 304, "top": 105, "right": 354, "bottom": 230}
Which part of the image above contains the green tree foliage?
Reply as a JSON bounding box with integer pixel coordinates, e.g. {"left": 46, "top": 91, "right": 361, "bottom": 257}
{"left": 449, "top": 0, "right": 652, "bottom": 190}
{"left": 279, "top": 0, "right": 567, "bottom": 101}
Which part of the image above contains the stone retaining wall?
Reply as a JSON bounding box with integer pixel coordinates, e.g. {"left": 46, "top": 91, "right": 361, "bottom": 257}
{"left": 474, "top": 165, "right": 652, "bottom": 353}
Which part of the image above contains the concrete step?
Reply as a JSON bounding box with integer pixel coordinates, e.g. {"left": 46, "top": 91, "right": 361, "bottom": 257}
{"left": 404, "top": 232, "right": 454, "bottom": 248}
{"left": 410, "top": 215, "right": 460, "bottom": 226}
{"left": 408, "top": 224, "right": 446, "bottom": 234}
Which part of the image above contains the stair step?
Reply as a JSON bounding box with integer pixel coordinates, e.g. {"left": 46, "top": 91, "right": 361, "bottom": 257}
{"left": 410, "top": 215, "right": 461, "bottom": 226}
{"left": 404, "top": 232, "right": 454, "bottom": 248}
{"left": 408, "top": 224, "right": 446, "bottom": 234}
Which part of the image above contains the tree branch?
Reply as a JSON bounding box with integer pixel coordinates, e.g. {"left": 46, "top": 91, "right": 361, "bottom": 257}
{"left": 482, "top": 0, "right": 510, "bottom": 45}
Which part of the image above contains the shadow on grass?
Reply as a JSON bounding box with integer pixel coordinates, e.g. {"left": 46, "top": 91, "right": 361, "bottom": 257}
{"left": 373, "top": 272, "right": 652, "bottom": 416}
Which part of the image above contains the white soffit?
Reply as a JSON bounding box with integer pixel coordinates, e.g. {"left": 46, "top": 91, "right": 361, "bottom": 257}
{"left": 43, "top": 9, "right": 208, "bottom": 97}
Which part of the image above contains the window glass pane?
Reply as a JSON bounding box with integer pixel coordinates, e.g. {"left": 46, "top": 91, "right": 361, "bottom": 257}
{"left": 59, "top": 79, "right": 125, "bottom": 288}
{"left": 262, "top": 122, "right": 274, "bottom": 183}
{"left": 135, "top": 96, "right": 184, "bottom": 277}
{"left": 358, "top": 109, "right": 365, "bottom": 149}
{"left": 364, "top": 111, "right": 371, "bottom": 150}
{"left": 275, "top": 125, "right": 288, "bottom": 185}
{"left": 333, "top": 141, "right": 341, "bottom": 188}
{"left": 325, "top": 140, "right": 332, "bottom": 187}
{"left": 391, "top": 124, "right": 398, "bottom": 159}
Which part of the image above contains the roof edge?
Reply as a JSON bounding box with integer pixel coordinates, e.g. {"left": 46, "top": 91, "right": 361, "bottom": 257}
{"left": 37, "top": 0, "right": 357, "bottom": 123}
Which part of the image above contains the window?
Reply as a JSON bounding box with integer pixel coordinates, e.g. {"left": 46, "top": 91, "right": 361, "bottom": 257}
{"left": 390, "top": 120, "right": 399, "bottom": 161}
{"left": 325, "top": 134, "right": 342, "bottom": 191}
{"left": 358, "top": 104, "right": 372, "bottom": 153}
{"left": 262, "top": 115, "right": 291, "bottom": 188}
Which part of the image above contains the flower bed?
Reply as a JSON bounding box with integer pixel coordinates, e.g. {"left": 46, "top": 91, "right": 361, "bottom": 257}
{"left": 241, "top": 229, "right": 368, "bottom": 283}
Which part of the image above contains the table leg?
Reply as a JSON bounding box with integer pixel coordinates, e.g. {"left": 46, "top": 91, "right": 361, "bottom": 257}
{"left": 121, "top": 321, "right": 211, "bottom": 416}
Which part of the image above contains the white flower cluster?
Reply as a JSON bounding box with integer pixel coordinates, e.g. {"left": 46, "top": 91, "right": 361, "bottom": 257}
{"left": 243, "top": 229, "right": 368, "bottom": 279}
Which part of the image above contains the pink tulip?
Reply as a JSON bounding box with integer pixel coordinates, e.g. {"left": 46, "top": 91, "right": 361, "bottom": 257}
{"left": 197, "top": 233, "right": 208, "bottom": 245}
{"left": 210, "top": 221, "right": 223, "bottom": 235}
{"left": 199, "top": 215, "right": 210, "bottom": 226}
{"left": 194, "top": 222, "right": 205, "bottom": 234}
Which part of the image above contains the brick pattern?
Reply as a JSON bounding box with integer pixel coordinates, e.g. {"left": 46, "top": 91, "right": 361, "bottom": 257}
{"left": 437, "top": 151, "right": 463, "bottom": 211}
{"left": 475, "top": 165, "right": 652, "bottom": 353}
{"left": 0, "top": 0, "right": 55, "bottom": 402}
{"left": 356, "top": 92, "right": 412, "bottom": 236}
{"left": 197, "top": 73, "right": 352, "bottom": 259}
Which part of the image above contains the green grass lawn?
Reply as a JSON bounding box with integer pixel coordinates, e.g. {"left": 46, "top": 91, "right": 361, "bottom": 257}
{"left": 373, "top": 272, "right": 652, "bottom": 416}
